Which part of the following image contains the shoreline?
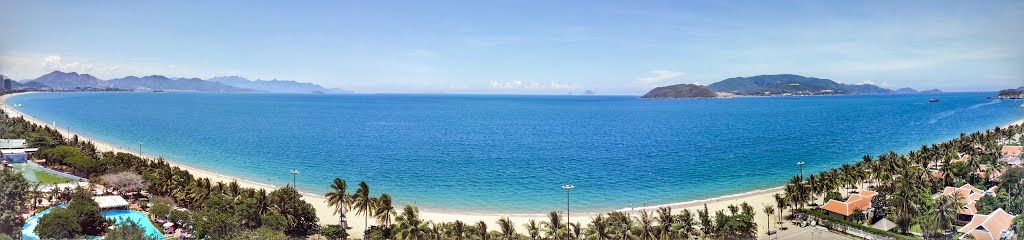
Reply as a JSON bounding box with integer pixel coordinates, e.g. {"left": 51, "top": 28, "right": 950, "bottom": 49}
{"left": 4, "top": 91, "right": 1022, "bottom": 238}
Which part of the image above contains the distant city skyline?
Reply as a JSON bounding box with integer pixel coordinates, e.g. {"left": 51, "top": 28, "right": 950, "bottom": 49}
{"left": 1, "top": 1, "right": 1022, "bottom": 94}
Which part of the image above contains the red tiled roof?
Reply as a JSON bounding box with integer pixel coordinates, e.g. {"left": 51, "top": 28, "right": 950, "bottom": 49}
{"left": 821, "top": 190, "right": 877, "bottom": 216}
{"left": 958, "top": 208, "right": 1016, "bottom": 240}
{"left": 1003, "top": 146, "right": 1023, "bottom": 158}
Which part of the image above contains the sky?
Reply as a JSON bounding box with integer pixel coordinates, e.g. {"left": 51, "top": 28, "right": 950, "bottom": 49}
{"left": 1, "top": 1, "right": 1023, "bottom": 94}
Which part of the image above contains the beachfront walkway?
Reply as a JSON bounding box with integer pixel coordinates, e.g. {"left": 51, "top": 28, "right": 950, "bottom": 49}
{"left": 773, "top": 225, "right": 858, "bottom": 240}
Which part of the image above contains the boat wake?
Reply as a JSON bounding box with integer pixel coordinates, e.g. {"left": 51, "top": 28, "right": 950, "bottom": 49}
{"left": 929, "top": 99, "right": 1001, "bottom": 124}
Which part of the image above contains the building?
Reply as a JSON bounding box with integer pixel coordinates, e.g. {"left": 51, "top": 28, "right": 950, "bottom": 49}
{"left": 936, "top": 183, "right": 999, "bottom": 222}
{"left": 958, "top": 208, "right": 1017, "bottom": 240}
{"left": 1, "top": 139, "right": 38, "bottom": 163}
{"left": 1002, "top": 145, "right": 1023, "bottom": 166}
{"left": 821, "top": 190, "right": 878, "bottom": 220}
{"left": 2, "top": 78, "right": 11, "bottom": 91}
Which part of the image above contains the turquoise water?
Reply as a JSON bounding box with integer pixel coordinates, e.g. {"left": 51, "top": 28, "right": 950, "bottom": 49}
{"left": 21, "top": 205, "right": 61, "bottom": 240}
{"left": 21, "top": 206, "right": 163, "bottom": 240}
{"left": 7, "top": 92, "right": 1023, "bottom": 213}
{"left": 103, "top": 210, "right": 165, "bottom": 239}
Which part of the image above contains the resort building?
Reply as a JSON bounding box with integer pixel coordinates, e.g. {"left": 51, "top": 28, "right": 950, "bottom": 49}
{"left": 935, "top": 183, "right": 999, "bottom": 222}
{"left": 957, "top": 208, "right": 1017, "bottom": 240}
{"left": 1, "top": 139, "right": 37, "bottom": 163}
{"left": 93, "top": 195, "right": 131, "bottom": 211}
{"left": 820, "top": 190, "right": 878, "bottom": 221}
{"left": 1003, "top": 145, "right": 1023, "bottom": 166}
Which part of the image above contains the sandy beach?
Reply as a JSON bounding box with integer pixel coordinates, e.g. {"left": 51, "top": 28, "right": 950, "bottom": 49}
{"left": 3, "top": 91, "right": 1021, "bottom": 239}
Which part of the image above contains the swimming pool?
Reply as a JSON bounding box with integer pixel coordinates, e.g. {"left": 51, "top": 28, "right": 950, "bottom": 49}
{"left": 20, "top": 205, "right": 62, "bottom": 240}
{"left": 102, "top": 210, "right": 165, "bottom": 239}
{"left": 22, "top": 206, "right": 164, "bottom": 240}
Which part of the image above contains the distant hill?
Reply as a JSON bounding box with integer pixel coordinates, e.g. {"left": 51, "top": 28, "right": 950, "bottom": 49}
{"left": 29, "top": 71, "right": 106, "bottom": 89}
{"left": 894, "top": 88, "right": 918, "bottom": 94}
{"left": 920, "top": 89, "right": 943, "bottom": 94}
{"left": 707, "top": 74, "right": 893, "bottom": 95}
{"left": 997, "top": 87, "right": 1024, "bottom": 98}
{"left": 641, "top": 84, "right": 718, "bottom": 98}
{"left": 208, "top": 76, "right": 349, "bottom": 93}
{"left": 109, "top": 75, "right": 253, "bottom": 92}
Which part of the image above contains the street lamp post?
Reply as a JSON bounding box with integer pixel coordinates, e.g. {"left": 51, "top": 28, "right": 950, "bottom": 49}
{"left": 137, "top": 141, "right": 144, "bottom": 156}
{"left": 797, "top": 161, "right": 805, "bottom": 180}
{"left": 562, "top": 184, "right": 574, "bottom": 232}
{"left": 291, "top": 170, "right": 300, "bottom": 188}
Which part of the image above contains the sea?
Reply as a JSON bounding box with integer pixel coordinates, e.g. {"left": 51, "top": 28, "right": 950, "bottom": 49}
{"left": 6, "top": 92, "right": 1022, "bottom": 213}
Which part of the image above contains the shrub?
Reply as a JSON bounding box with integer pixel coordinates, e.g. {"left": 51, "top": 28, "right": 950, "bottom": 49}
{"left": 35, "top": 208, "right": 81, "bottom": 239}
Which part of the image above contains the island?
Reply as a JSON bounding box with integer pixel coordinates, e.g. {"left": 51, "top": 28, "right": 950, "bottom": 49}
{"left": 641, "top": 84, "right": 719, "bottom": 98}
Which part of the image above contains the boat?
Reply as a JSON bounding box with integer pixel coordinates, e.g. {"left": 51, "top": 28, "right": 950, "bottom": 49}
{"left": 153, "top": 90, "right": 166, "bottom": 93}
{"left": 929, "top": 99, "right": 940, "bottom": 102}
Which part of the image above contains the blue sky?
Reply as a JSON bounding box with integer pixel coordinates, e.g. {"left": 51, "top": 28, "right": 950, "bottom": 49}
{"left": 1, "top": 1, "right": 1022, "bottom": 94}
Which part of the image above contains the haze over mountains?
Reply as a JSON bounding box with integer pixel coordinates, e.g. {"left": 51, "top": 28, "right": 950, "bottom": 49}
{"left": 19, "top": 71, "right": 348, "bottom": 93}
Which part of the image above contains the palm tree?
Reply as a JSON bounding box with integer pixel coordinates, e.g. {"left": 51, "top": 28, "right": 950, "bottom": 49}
{"left": 353, "top": 181, "right": 374, "bottom": 232}
{"left": 525, "top": 219, "right": 541, "bottom": 240}
{"left": 929, "top": 194, "right": 963, "bottom": 234}
{"left": 673, "top": 209, "right": 696, "bottom": 239}
{"left": 473, "top": 221, "right": 489, "bottom": 240}
{"left": 762, "top": 205, "right": 775, "bottom": 237}
{"left": 607, "top": 211, "right": 634, "bottom": 240}
{"left": 543, "top": 211, "right": 564, "bottom": 239}
{"left": 394, "top": 205, "right": 430, "bottom": 240}
{"left": 584, "top": 214, "right": 612, "bottom": 240}
{"left": 772, "top": 193, "right": 786, "bottom": 224}
{"left": 636, "top": 210, "right": 656, "bottom": 240}
{"left": 375, "top": 193, "right": 397, "bottom": 227}
{"left": 496, "top": 217, "right": 516, "bottom": 240}
{"left": 451, "top": 220, "right": 468, "bottom": 240}
{"left": 325, "top": 178, "right": 350, "bottom": 228}
{"left": 655, "top": 207, "right": 674, "bottom": 240}
{"left": 569, "top": 222, "right": 583, "bottom": 240}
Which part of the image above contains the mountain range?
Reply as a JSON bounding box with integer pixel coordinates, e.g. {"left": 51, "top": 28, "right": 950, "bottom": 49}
{"left": 646, "top": 74, "right": 947, "bottom": 98}
{"left": 17, "top": 71, "right": 349, "bottom": 93}
{"left": 707, "top": 74, "right": 893, "bottom": 95}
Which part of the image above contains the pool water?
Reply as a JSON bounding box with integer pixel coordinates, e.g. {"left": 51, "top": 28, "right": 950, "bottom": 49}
{"left": 22, "top": 206, "right": 164, "bottom": 240}
{"left": 21, "top": 205, "right": 62, "bottom": 240}
{"left": 102, "top": 210, "right": 165, "bottom": 239}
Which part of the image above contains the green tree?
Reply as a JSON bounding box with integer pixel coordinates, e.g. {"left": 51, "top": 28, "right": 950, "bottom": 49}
{"left": 0, "top": 169, "right": 29, "bottom": 237}
{"left": 35, "top": 208, "right": 81, "bottom": 239}
{"left": 496, "top": 217, "right": 516, "bottom": 240}
{"left": 321, "top": 224, "right": 349, "bottom": 240}
{"left": 584, "top": 214, "right": 611, "bottom": 240}
{"left": 524, "top": 219, "right": 541, "bottom": 240}
{"left": 394, "top": 205, "right": 429, "bottom": 240}
{"left": 106, "top": 219, "right": 158, "bottom": 240}
{"left": 375, "top": 193, "right": 397, "bottom": 227}
{"left": 353, "top": 181, "right": 374, "bottom": 232}
{"left": 261, "top": 212, "right": 288, "bottom": 232}
{"left": 822, "top": 191, "right": 843, "bottom": 205}
{"left": 193, "top": 194, "right": 242, "bottom": 239}
{"left": 68, "top": 190, "right": 107, "bottom": 235}
{"left": 929, "top": 194, "right": 963, "bottom": 233}
{"left": 325, "top": 178, "right": 351, "bottom": 228}
{"left": 269, "top": 186, "right": 320, "bottom": 237}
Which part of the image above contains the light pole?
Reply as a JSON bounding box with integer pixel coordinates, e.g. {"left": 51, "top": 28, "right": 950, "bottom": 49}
{"left": 291, "top": 170, "right": 300, "bottom": 188}
{"left": 797, "top": 161, "right": 805, "bottom": 180}
{"left": 562, "top": 184, "right": 574, "bottom": 232}
{"left": 137, "top": 141, "right": 144, "bottom": 156}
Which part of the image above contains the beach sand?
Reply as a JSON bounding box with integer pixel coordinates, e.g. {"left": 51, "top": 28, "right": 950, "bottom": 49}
{"left": 3, "top": 91, "right": 1020, "bottom": 239}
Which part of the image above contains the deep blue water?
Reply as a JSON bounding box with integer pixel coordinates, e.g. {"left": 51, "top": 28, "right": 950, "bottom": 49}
{"left": 7, "top": 92, "right": 1023, "bottom": 213}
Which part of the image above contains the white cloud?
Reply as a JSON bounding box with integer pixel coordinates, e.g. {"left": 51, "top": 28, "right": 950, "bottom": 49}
{"left": 0, "top": 53, "right": 253, "bottom": 80}
{"left": 634, "top": 70, "right": 685, "bottom": 86}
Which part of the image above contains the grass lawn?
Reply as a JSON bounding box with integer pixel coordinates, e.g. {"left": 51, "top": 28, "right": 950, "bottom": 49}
{"left": 32, "top": 169, "right": 76, "bottom": 184}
